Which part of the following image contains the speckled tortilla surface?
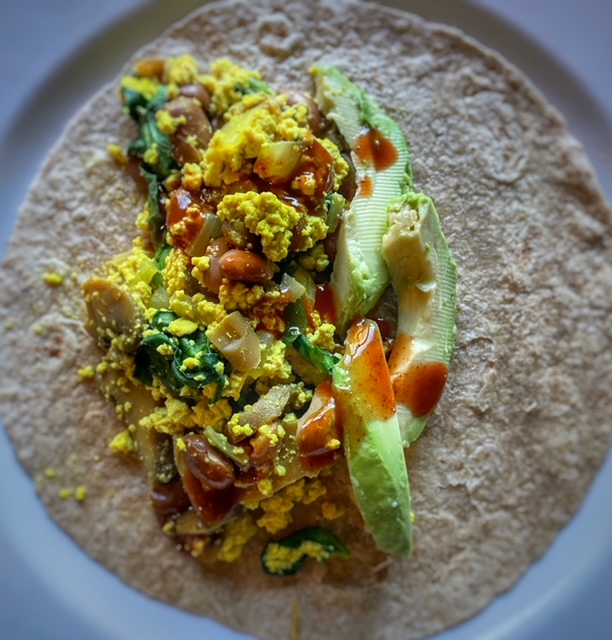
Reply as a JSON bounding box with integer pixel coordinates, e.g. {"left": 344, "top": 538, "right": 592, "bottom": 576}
{"left": 1, "top": 0, "right": 611, "bottom": 638}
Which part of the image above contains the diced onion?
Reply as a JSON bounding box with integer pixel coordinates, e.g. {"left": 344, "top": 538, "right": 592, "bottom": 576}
{"left": 186, "top": 213, "right": 224, "bottom": 257}
{"left": 208, "top": 311, "right": 261, "bottom": 372}
{"left": 280, "top": 273, "right": 306, "bottom": 302}
{"left": 254, "top": 141, "right": 303, "bottom": 183}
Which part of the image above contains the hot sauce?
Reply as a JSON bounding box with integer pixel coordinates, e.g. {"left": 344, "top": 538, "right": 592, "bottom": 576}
{"left": 392, "top": 361, "right": 448, "bottom": 418}
{"left": 315, "top": 283, "right": 338, "bottom": 326}
{"left": 354, "top": 128, "right": 398, "bottom": 171}
{"left": 343, "top": 318, "right": 396, "bottom": 425}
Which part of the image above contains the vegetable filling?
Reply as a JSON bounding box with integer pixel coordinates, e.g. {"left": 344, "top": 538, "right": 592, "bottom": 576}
{"left": 84, "top": 55, "right": 456, "bottom": 573}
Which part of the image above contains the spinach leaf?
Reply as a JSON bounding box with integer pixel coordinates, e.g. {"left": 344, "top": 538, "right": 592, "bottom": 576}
{"left": 236, "top": 78, "right": 274, "bottom": 97}
{"left": 122, "top": 85, "right": 170, "bottom": 122}
{"left": 152, "top": 242, "right": 171, "bottom": 288}
{"left": 122, "top": 87, "right": 149, "bottom": 120}
{"left": 262, "top": 527, "right": 350, "bottom": 576}
{"left": 284, "top": 300, "right": 309, "bottom": 334}
{"left": 135, "top": 311, "right": 227, "bottom": 397}
{"left": 283, "top": 326, "right": 339, "bottom": 376}
{"left": 139, "top": 165, "right": 166, "bottom": 248}
{"left": 123, "top": 86, "right": 175, "bottom": 179}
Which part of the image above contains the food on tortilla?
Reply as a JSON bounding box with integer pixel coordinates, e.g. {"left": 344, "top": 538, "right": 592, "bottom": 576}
{"left": 83, "top": 55, "right": 456, "bottom": 568}
{"left": 1, "top": 0, "right": 611, "bottom": 638}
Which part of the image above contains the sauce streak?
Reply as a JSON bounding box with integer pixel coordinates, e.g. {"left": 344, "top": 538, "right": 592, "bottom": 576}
{"left": 345, "top": 318, "right": 396, "bottom": 424}
{"left": 392, "top": 361, "right": 448, "bottom": 418}
{"left": 166, "top": 188, "right": 213, "bottom": 251}
{"left": 388, "top": 334, "right": 414, "bottom": 373}
{"left": 358, "top": 174, "right": 373, "bottom": 197}
{"left": 354, "top": 128, "right": 398, "bottom": 171}
{"left": 296, "top": 378, "right": 339, "bottom": 457}
{"left": 315, "top": 284, "right": 338, "bottom": 326}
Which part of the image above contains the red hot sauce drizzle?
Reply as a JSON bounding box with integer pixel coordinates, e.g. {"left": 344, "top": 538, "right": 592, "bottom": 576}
{"left": 315, "top": 283, "right": 338, "bottom": 326}
{"left": 392, "top": 361, "right": 449, "bottom": 418}
{"left": 344, "top": 318, "right": 397, "bottom": 425}
{"left": 353, "top": 128, "right": 398, "bottom": 171}
{"left": 358, "top": 174, "right": 373, "bottom": 198}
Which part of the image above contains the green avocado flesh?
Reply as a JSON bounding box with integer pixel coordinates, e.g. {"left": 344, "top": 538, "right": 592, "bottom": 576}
{"left": 332, "top": 319, "right": 412, "bottom": 557}
{"left": 382, "top": 192, "right": 457, "bottom": 446}
{"left": 314, "top": 67, "right": 456, "bottom": 558}
{"left": 311, "top": 66, "right": 413, "bottom": 334}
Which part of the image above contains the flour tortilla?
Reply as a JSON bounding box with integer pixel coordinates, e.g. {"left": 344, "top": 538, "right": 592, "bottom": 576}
{"left": 1, "top": 0, "right": 611, "bottom": 638}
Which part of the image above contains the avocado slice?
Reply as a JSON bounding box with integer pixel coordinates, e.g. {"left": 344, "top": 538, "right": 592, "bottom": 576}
{"left": 332, "top": 318, "right": 412, "bottom": 557}
{"left": 311, "top": 66, "right": 413, "bottom": 334}
{"left": 382, "top": 192, "right": 457, "bottom": 446}
{"left": 313, "top": 68, "right": 455, "bottom": 557}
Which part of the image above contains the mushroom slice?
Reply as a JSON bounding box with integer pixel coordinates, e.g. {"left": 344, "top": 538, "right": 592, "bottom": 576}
{"left": 83, "top": 277, "right": 144, "bottom": 351}
{"left": 97, "top": 365, "right": 170, "bottom": 484}
{"left": 208, "top": 311, "right": 261, "bottom": 372}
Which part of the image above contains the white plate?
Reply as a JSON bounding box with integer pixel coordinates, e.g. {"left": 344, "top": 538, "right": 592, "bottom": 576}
{"left": 1, "top": 1, "right": 611, "bottom": 639}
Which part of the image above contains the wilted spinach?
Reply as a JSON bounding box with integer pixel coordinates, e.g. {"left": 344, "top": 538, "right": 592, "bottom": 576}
{"left": 283, "top": 326, "right": 339, "bottom": 376}
{"left": 262, "top": 527, "right": 350, "bottom": 576}
{"left": 135, "top": 311, "right": 227, "bottom": 397}
{"left": 122, "top": 86, "right": 175, "bottom": 179}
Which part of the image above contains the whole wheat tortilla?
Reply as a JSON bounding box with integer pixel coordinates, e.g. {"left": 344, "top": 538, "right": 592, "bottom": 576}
{"left": 1, "top": 0, "right": 611, "bottom": 638}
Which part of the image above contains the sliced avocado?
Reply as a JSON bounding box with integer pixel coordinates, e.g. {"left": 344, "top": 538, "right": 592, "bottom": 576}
{"left": 382, "top": 192, "right": 457, "bottom": 446}
{"left": 332, "top": 318, "right": 412, "bottom": 557}
{"left": 311, "top": 66, "right": 413, "bottom": 334}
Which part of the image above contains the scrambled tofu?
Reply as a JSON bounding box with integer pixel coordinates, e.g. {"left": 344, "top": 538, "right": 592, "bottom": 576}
{"left": 202, "top": 58, "right": 271, "bottom": 116}
{"left": 262, "top": 540, "right": 329, "bottom": 574}
{"left": 257, "top": 479, "right": 327, "bottom": 533}
{"left": 85, "top": 55, "right": 354, "bottom": 567}
{"left": 218, "top": 192, "right": 302, "bottom": 262}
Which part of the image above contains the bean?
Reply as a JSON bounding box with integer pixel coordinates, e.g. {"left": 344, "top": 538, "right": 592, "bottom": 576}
{"left": 165, "top": 96, "right": 213, "bottom": 165}
{"left": 182, "top": 434, "right": 235, "bottom": 492}
{"left": 289, "top": 217, "right": 309, "bottom": 252}
{"left": 281, "top": 90, "right": 324, "bottom": 135}
{"left": 150, "top": 477, "right": 191, "bottom": 521}
{"left": 133, "top": 57, "right": 165, "bottom": 79}
{"left": 218, "top": 249, "right": 274, "bottom": 283}
{"left": 179, "top": 84, "right": 212, "bottom": 113}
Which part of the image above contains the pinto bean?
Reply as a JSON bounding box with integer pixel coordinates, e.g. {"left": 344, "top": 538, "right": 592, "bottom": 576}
{"left": 281, "top": 90, "right": 324, "bottom": 135}
{"left": 218, "top": 249, "right": 274, "bottom": 283}
{"left": 133, "top": 57, "right": 165, "bottom": 79}
{"left": 165, "top": 96, "right": 213, "bottom": 165}
{"left": 179, "top": 83, "right": 212, "bottom": 112}
{"left": 201, "top": 238, "right": 230, "bottom": 294}
{"left": 182, "top": 434, "right": 235, "bottom": 492}
{"left": 150, "top": 477, "right": 191, "bottom": 522}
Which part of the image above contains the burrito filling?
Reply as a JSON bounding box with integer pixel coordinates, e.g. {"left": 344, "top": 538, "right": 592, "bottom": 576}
{"left": 83, "top": 56, "right": 456, "bottom": 573}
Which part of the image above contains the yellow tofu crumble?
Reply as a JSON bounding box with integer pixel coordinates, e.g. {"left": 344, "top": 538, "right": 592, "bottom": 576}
{"left": 83, "top": 55, "right": 361, "bottom": 570}
{"left": 43, "top": 271, "right": 64, "bottom": 287}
